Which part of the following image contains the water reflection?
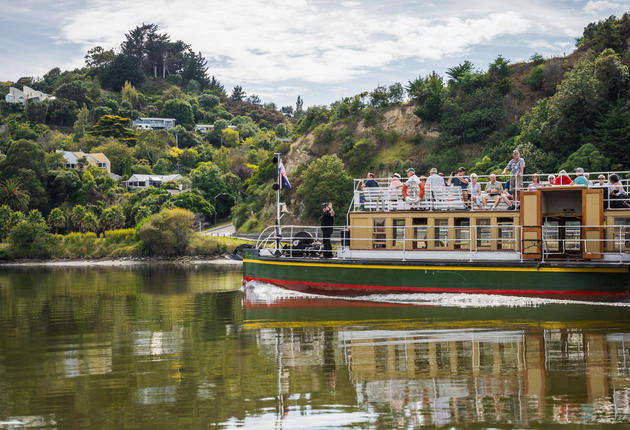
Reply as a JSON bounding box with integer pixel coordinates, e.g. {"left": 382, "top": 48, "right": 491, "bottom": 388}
{"left": 2, "top": 268, "right": 630, "bottom": 428}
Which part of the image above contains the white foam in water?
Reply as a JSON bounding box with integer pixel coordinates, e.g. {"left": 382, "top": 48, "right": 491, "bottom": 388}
{"left": 243, "top": 280, "right": 630, "bottom": 308}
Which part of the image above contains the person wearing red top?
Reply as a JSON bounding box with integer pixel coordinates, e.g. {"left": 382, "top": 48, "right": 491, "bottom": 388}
{"left": 554, "top": 170, "right": 573, "bottom": 185}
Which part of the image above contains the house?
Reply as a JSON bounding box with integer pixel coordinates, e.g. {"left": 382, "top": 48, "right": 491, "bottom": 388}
{"left": 123, "top": 174, "right": 183, "bottom": 190}
{"left": 57, "top": 151, "right": 111, "bottom": 173}
{"left": 132, "top": 117, "right": 176, "bottom": 130}
{"left": 5, "top": 86, "right": 55, "bottom": 105}
{"left": 194, "top": 124, "right": 213, "bottom": 134}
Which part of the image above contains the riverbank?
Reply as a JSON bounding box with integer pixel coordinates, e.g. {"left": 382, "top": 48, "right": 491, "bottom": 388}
{"left": 0, "top": 256, "right": 243, "bottom": 268}
{"left": 0, "top": 229, "right": 251, "bottom": 261}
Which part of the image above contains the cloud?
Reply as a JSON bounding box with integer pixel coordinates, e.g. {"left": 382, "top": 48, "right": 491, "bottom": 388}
{"left": 59, "top": 0, "right": 533, "bottom": 85}
{"left": 584, "top": 0, "right": 625, "bottom": 15}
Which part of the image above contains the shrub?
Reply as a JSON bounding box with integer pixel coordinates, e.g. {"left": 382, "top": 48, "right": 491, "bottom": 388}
{"left": 137, "top": 208, "right": 195, "bottom": 255}
{"left": 8, "top": 220, "right": 53, "bottom": 258}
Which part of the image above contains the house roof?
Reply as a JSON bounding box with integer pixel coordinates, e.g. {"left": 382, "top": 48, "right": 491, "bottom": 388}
{"left": 126, "top": 174, "right": 182, "bottom": 182}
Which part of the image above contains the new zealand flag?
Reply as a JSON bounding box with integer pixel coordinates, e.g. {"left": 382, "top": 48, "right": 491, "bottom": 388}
{"left": 279, "top": 159, "right": 291, "bottom": 190}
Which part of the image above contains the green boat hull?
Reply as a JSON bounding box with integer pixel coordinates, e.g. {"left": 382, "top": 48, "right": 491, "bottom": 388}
{"left": 243, "top": 252, "right": 630, "bottom": 299}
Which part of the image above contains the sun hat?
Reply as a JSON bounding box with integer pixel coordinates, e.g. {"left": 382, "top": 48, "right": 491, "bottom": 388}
{"left": 430, "top": 167, "right": 438, "bottom": 174}
{"left": 575, "top": 167, "right": 584, "bottom": 173}
{"left": 393, "top": 173, "right": 401, "bottom": 178}
{"left": 406, "top": 168, "right": 415, "bottom": 173}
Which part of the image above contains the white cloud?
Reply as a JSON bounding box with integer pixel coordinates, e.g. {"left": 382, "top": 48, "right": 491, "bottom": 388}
{"left": 59, "top": 0, "right": 533, "bottom": 85}
{"left": 584, "top": 0, "right": 625, "bottom": 14}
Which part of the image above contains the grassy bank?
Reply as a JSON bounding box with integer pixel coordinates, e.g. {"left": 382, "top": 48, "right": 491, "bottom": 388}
{"left": 0, "top": 229, "right": 250, "bottom": 260}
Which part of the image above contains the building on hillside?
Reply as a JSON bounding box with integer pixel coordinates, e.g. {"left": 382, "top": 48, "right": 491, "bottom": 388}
{"left": 132, "top": 117, "right": 176, "bottom": 130}
{"left": 122, "top": 174, "right": 183, "bottom": 190}
{"left": 194, "top": 124, "right": 213, "bottom": 134}
{"left": 5, "top": 86, "right": 55, "bottom": 104}
{"left": 58, "top": 150, "right": 111, "bottom": 173}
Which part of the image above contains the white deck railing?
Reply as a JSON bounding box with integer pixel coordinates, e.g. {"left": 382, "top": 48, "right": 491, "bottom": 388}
{"left": 255, "top": 224, "right": 630, "bottom": 262}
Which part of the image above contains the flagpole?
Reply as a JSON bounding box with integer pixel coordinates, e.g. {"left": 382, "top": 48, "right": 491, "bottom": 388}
{"left": 275, "top": 152, "right": 281, "bottom": 253}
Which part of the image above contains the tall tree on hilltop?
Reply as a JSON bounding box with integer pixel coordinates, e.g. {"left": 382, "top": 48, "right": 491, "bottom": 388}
{"left": 231, "top": 86, "right": 245, "bottom": 101}
{"left": 295, "top": 95, "right": 304, "bottom": 118}
{"left": 121, "top": 23, "right": 157, "bottom": 67}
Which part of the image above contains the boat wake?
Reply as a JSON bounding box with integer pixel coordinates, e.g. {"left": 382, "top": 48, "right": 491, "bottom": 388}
{"left": 242, "top": 280, "right": 630, "bottom": 308}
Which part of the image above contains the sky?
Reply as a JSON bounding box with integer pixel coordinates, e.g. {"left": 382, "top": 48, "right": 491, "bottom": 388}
{"left": 0, "top": 0, "right": 628, "bottom": 107}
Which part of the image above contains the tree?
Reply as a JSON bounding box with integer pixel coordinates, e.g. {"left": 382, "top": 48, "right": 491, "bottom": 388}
{"left": 559, "top": 143, "right": 608, "bottom": 172}
{"left": 137, "top": 208, "right": 195, "bottom": 255}
{"left": 47, "top": 208, "right": 66, "bottom": 234}
{"left": 171, "top": 191, "right": 215, "bottom": 221}
{"left": 89, "top": 115, "right": 138, "bottom": 144}
{"left": 46, "top": 169, "right": 81, "bottom": 207}
{"left": 231, "top": 86, "right": 245, "bottom": 102}
{"left": 297, "top": 154, "right": 353, "bottom": 224}
{"left": 408, "top": 72, "right": 444, "bottom": 122}
{"left": 121, "top": 81, "right": 140, "bottom": 107}
{"left": 181, "top": 50, "right": 210, "bottom": 88}
{"left": 100, "top": 55, "right": 145, "bottom": 91}
{"left": 54, "top": 81, "right": 90, "bottom": 106}
{"left": 93, "top": 139, "right": 134, "bottom": 175}
{"left": 295, "top": 95, "right": 304, "bottom": 118}
{"left": 99, "top": 206, "right": 126, "bottom": 232}
{"left": 85, "top": 46, "right": 115, "bottom": 68}
{"left": 8, "top": 219, "right": 52, "bottom": 258}
{"left": 47, "top": 98, "right": 78, "bottom": 126}
{"left": 134, "top": 130, "right": 173, "bottom": 163}
{"left": 0, "top": 205, "right": 15, "bottom": 241}
{"left": 25, "top": 101, "right": 48, "bottom": 123}
{"left": 73, "top": 104, "right": 90, "bottom": 140}
{"left": 221, "top": 128, "right": 239, "bottom": 147}
{"left": 162, "top": 99, "right": 194, "bottom": 129}
{"left": 198, "top": 93, "right": 220, "bottom": 110}
{"left": 0, "top": 179, "right": 30, "bottom": 211}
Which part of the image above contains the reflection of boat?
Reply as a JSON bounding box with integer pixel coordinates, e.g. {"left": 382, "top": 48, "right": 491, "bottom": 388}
{"left": 242, "top": 295, "right": 630, "bottom": 426}
{"left": 243, "top": 159, "right": 630, "bottom": 299}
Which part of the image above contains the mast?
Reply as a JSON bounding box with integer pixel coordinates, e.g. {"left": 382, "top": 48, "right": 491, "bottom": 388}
{"left": 273, "top": 153, "right": 281, "bottom": 253}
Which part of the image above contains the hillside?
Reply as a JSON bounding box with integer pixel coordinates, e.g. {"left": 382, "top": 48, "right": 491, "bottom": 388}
{"left": 0, "top": 14, "right": 629, "bottom": 246}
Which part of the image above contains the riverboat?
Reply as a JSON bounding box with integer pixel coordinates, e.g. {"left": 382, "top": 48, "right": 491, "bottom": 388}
{"left": 242, "top": 156, "right": 630, "bottom": 299}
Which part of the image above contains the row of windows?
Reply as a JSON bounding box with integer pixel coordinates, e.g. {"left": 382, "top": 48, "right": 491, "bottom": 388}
{"left": 371, "top": 217, "right": 516, "bottom": 250}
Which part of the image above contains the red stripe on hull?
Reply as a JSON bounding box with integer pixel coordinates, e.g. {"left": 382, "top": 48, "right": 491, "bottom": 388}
{"left": 243, "top": 276, "right": 629, "bottom": 297}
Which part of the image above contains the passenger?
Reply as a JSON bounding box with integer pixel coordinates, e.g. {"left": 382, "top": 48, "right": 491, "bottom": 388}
{"left": 554, "top": 170, "right": 572, "bottom": 185}
{"left": 426, "top": 167, "right": 445, "bottom": 189}
{"left": 482, "top": 173, "right": 503, "bottom": 209}
{"left": 359, "top": 172, "right": 379, "bottom": 210}
{"left": 501, "top": 179, "right": 517, "bottom": 210}
{"left": 527, "top": 173, "right": 542, "bottom": 191}
{"left": 546, "top": 174, "right": 556, "bottom": 186}
{"left": 448, "top": 167, "right": 469, "bottom": 203}
{"left": 388, "top": 173, "right": 403, "bottom": 210}
{"left": 320, "top": 202, "right": 334, "bottom": 258}
{"left": 419, "top": 176, "right": 427, "bottom": 199}
{"left": 573, "top": 167, "right": 589, "bottom": 186}
{"left": 502, "top": 149, "right": 525, "bottom": 203}
{"left": 584, "top": 173, "right": 593, "bottom": 186}
{"left": 608, "top": 174, "right": 630, "bottom": 208}
{"left": 404, "top": 168, "right": 421, "bottom": 206}
{"left": 594, "top": 174, "right": 607, "bottom": 187}
{"left": 467, "top": 173, "right": 482, "bottom": 209}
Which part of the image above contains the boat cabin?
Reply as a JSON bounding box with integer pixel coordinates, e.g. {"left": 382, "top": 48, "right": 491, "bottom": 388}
{"left": 348, "top": 185, "right": 630, "bottom": 261}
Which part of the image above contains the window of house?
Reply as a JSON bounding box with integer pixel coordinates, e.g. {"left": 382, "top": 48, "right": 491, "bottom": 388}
{"left": 413, "top": 218, "right": 427, "bottom": 249}
{"left": 434, "top": 219, "right": 449, "bottom": 248}
{"left": 392, "top": 219, "right": 406, "bottom": 248}
{"left": 373, "top": 218, "right": 386, "bottom": 249}
{"left": 454, "top": 218, "right": 470, "bottom": 250}
{"left": 498, "top": 217, "right": 515, "bottom": 250}
{"left": 476, "top": 219, "right": 491, "bottom": 248}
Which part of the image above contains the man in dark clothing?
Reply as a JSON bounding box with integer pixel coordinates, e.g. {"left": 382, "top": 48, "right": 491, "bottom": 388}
{"left": 360, "top": 172, "right": 378, "bottom": 210}
{"left": 320, "top": 202, "right": 335, "bottom": 258}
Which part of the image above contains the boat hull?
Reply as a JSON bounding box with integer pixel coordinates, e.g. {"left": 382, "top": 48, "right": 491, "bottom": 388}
{"left": 243, "top": 254, "right": 630, "bottom": 299}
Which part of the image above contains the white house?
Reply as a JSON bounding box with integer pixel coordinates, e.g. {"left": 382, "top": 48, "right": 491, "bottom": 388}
{"left": 132, "top": 117, "right": 176, "bottom": 130}
{"left": 194, "top": 124, "right": 213, "bottom": 134}
{"left": 5, "top": 86, "right": 55, "bottom": 105}
{"left": 123, "top": 174, "right": 183, "bottom": 189}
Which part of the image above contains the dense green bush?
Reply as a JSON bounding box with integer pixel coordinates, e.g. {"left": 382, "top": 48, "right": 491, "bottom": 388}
{"left": 137, "top": 208, "right": 195, "bottom": 255}
{"left": 8, "top": 219, "right": 52, "bottom": 258}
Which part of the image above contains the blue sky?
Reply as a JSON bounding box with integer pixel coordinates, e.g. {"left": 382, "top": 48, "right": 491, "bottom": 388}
{"left": 1, "top": 0, "right": 628, "bottom": 107}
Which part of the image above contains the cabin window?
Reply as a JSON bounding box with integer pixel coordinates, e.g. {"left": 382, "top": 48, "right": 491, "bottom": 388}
{"left": 434, "top": 219, "right": 449, "bottom": 248}
{"left": 412, "top": 218, "right": 427, "bottom": 249}
{"left": 392, "top": 219, "right": 406, "bottom": 248}
{"left": 372, "top": 218, "right": 386, "bottom": 249}
{"left": 613, "top": 218, "right": 630, "bottom": 249}
{"left": 476, "top": 219, "right": 491, "bottom": 248}
{"left": 454, "top": 218, "right": 470, "bottom": 250}
{"left": 564, "top": 220, "right": 581, "bottom": 252}
{"left": 497, "top": 217, "right": 515, "bottom": 250}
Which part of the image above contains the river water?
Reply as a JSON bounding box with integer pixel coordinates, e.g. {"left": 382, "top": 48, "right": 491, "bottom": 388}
{"left": 1, "top": 265, "right": 630, "bottom": 428}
